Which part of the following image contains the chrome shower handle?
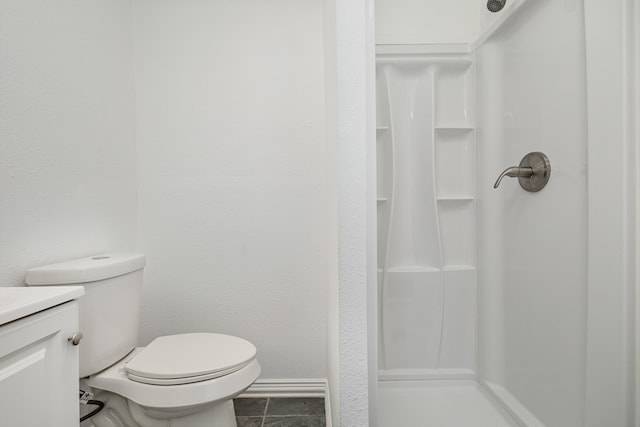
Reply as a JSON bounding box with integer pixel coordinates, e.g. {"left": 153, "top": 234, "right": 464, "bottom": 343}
{"left": 493, "top": 152, "right": 551, "bottom": 192}
{"left": 493, "top": 166, "right": 533, "bottom": 188}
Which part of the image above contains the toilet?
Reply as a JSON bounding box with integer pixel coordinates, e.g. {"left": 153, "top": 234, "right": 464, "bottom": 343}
{"left": 25, "top": 253, "right": 260, "bottom": 427}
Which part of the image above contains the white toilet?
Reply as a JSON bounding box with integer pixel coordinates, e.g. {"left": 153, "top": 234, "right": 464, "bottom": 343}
{"left": 26, "top": 253, "right": 261, "bottom": 427}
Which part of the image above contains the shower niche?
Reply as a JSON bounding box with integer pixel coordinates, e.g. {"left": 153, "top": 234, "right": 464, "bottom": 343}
{"left": 377, "top": 51, "right": 476, "bottom": 375}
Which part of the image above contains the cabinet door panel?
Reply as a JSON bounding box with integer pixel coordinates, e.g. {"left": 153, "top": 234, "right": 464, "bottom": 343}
{"left": 0, "top": 344, "right": 48, "bottom": 426}
{"left": 0, "top": 302, "right": 79, "bottom": 427}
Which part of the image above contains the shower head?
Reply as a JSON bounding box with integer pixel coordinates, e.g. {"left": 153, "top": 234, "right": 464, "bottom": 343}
{"left": 487, "top": 0, "right": 507, "bottom": 12}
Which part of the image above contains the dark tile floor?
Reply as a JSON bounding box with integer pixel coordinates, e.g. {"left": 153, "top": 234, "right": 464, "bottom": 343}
{"left": 234, "top": 397, "right": 326, "bottom": 427}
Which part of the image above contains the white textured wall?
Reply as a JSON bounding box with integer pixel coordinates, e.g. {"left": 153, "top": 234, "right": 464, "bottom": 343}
{"left": 376, "top": 0, "right": 481, "bottom": 44}
{"left": 635, "top": 1, "right": 640, "bottom": 422}
{"left": 0, "top": 0, "right": 137, "bottom": 287}
{"left": 334, "top": 0, "right": 375, "bottom": 425}
{"left": 323, "top": 0, "right": 341, "bottom": 424}
{"left": 133, "top": 0, "right": 328, "bottom": 380}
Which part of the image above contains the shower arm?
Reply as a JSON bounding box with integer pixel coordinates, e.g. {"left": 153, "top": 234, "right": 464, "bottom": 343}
{"left": 493, "top": 166, "right": 533, "bottom": 188}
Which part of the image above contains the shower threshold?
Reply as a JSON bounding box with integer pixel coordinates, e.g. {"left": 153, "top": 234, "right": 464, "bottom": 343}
{"left": 378, "top": 379, "right": 518, "bottom": 427}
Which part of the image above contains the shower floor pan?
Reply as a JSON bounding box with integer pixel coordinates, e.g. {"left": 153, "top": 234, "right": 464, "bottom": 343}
{"left": 378, "top": 380, "right": 517, "bottom": 427}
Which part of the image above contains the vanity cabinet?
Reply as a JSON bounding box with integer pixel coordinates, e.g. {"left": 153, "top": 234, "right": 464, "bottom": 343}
{"left": 0, "top": 299, "right": 80, "bottom": 427}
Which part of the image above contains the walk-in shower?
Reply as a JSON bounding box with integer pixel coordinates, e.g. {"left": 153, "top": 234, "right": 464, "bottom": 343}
{"left": 374, "top": 0, "right": 636, "bottom": 426}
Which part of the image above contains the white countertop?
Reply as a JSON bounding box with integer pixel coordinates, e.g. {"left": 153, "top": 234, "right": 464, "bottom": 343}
{"left": 0, "top": 286, "right": 84, "bottom": 326}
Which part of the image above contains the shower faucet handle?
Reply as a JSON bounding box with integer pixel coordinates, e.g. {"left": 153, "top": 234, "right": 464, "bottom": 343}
{"left": 493, "top": 166, "right": 533, "bottom": 188}
{"left": 493, "top": 152, "right": 551, "bottom": 192}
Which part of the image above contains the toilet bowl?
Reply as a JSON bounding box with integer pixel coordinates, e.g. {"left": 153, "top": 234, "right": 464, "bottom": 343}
{"left": 26, "top": 254, "right": 261, "bottom": 427}
{"left": 86, "top": 333, "right": 260, "bottom": 426}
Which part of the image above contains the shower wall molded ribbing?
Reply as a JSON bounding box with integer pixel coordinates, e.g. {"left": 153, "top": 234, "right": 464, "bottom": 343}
{"left": 377, "top": 52, "right": 476, "bottom": 374}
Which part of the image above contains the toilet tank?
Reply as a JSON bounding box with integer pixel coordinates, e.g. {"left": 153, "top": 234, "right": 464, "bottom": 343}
{"left": 26, "top": 254, "right": 146, "bottom": 378}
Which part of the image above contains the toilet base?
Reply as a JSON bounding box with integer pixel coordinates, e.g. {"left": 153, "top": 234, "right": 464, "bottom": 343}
{"left": 82, "top": 391, "right": 238, "bottom": 427}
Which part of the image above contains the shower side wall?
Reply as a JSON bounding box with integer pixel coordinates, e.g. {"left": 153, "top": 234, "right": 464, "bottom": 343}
{"left": 584, "top": 0, "right": 637, "bottom": 425}
{"left": 476, "top": 1, "right": 588, "bottom": 426}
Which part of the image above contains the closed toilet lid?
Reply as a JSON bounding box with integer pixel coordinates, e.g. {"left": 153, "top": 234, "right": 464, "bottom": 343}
{"left": 124, "top": 333, "right": 257, "bottom": 385}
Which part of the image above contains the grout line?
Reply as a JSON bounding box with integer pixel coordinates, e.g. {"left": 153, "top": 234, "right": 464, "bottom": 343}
{"left": 237, "top": 397, "right": 328, "bottom": 427}
{"left": 260, "top": 398, "right": 270, "bottom": 427}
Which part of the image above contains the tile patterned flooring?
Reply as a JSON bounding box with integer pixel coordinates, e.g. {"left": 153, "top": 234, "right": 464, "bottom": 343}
{"left": 234, "top": 397, "right": 326, "bottom": 427}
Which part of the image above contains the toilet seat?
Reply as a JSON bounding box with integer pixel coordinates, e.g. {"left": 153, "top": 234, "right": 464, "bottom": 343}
{"left": 124, "top": 333, "right": 257, "bottom": 385}
{"left": 86, "top": 345, "right": 261, "bottom": 410}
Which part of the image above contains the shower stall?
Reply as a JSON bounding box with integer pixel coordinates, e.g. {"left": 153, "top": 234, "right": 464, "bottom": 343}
{"left": 373, "top": 0, "right": 637, "bottom": 426}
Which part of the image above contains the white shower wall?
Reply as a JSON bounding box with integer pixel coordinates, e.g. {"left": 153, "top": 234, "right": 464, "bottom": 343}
{"left": 375, "top": 0, "right": 517, "bottom": 45}
{"left": 476, "top": 1, "right": 588, "bottom": 425}
{"left": 376, "top": 0, "right": 481, "bottom": 44}
{"left": 376, "top": 52, "right": 477, "bottom": 374}
{"left": 375, "top": 0, "right": 637, "bottom": 426}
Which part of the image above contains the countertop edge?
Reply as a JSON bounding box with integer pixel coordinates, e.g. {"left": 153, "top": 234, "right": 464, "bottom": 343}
{"left": 0, "top": 286, "right": 84, "bottom": 326}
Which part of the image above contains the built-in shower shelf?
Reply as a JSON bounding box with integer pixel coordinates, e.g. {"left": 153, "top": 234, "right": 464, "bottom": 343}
{"left": 436, "top": 197, "right": 474, "bottom": 202}
{"left": 377, "top": 197, "right": 389, "bottom": 203}
{"left": 382, "top": 266, "right": 476, "bottom": 274}
{"left": 386, "top": 266, "right": 440, "bottom": 273}
{"left": 377, "top": 126, "right": 390, "bottom": 133}
{"left": 376, "top": 44, "right": 473, "bottom": 56}
{"left": 435, "top": 126, "right": 475, "bottom": 132}
{"left": 443, "top": 265, "right": 475, "bottom": 272}
{"left": 378, "top": 368, "right": 476, "bottom": 381}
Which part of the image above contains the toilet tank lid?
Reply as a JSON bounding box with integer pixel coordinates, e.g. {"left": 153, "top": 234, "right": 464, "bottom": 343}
{"left": 26, "top": 253, "right": 146, "bottom": 285}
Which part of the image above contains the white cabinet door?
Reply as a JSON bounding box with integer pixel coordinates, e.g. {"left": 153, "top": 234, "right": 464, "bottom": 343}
{"left": 0, "top": 301, "right": 79, "bottom": 427}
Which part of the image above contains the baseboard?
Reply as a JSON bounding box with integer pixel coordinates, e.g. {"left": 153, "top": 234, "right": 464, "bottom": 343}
{"left": 239, "top": 379, "right": 328, "bottom": 399}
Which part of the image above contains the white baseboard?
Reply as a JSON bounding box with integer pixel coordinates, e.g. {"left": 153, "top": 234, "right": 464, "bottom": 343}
{"left": 239, "top": 379, "right": 328, "bottom": 399}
